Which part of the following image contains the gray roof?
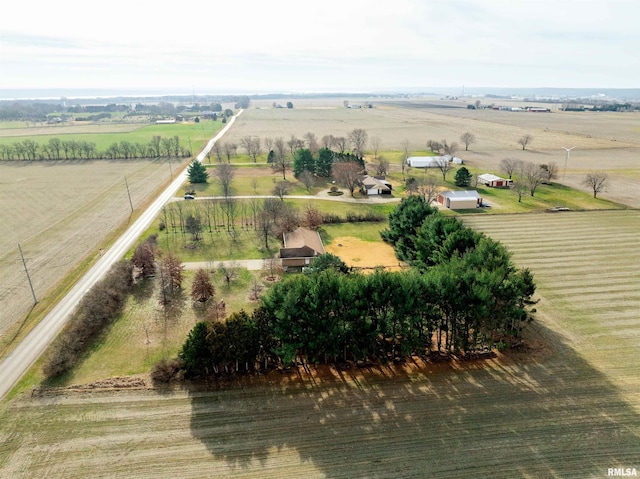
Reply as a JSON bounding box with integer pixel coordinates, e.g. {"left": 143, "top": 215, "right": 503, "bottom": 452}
{"left": 361, "top": 175, "right": 391, "bottom": 191}
{"left": 440, "top": 190, "right": 481, "bottom": 199}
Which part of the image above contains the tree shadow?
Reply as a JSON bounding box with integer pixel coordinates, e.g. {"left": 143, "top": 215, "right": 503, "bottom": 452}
{"left": 189, "top": 322, "right": 640, "bottom": 477}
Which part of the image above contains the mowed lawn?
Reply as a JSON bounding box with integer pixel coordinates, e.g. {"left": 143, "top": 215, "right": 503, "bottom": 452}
{"left": 1, "top": 210, "right": 639, "bottom": 478}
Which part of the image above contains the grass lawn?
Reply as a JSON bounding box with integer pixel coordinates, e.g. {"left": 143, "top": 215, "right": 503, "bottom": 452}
{"left": 320, "top": 221, "right": 388, "bottom": 244}
{"left": 55, "top": 268, "right": 263, "bottom": 386}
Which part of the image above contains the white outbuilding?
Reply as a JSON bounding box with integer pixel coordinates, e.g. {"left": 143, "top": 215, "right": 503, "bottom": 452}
{"left": 477, "top": 174, "right": 513, "bottom": 188}
{"left": 437, "top": 190, "right": 483, "bottom": 209}
{"left": 407, "top": 155, "right": 463, "bottom": 168}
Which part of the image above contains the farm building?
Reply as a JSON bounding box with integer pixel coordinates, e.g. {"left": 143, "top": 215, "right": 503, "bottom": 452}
{"left": 407, "top": 155, "right": 463, "bottom": 168}
{"left": 360, "top": 175, "right": 392, "bottom": 195}
{"left": 437, "top": 190, "right": 483, "bottom": 210}
{"left": 477, "top": 174, "right": 513, "bottom": 188}
{"left": 280, "top": 227, "right": 326, "bottom": 269}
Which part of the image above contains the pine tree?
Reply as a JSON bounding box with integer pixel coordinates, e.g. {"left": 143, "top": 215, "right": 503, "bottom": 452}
{"left": 188, "top": 160, "right": 208, "bottom": 183}
{"left": 454, "top": 166, "right": 472, "bottom": 187}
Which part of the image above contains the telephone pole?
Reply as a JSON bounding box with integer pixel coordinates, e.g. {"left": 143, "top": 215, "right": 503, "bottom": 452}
{"left": 124, "top": 176, "right": 134, "bottom": 213}
{"left": 18, "top": 243, "right": 37, "bottom": 305}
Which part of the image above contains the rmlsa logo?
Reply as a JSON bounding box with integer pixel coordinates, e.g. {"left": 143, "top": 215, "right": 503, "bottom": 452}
{"left": 608, "top": 468, "right": 638, "bottom": 477}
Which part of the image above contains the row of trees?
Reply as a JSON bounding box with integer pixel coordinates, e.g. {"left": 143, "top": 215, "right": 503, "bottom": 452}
{"left": 0, "top": 135, "right": 191, "bottom": 161}
{"left": 178, "top": 196, "right": 536, "bottom": 377}
{"left": 158, "top": 196, "right": 384, "bottom": 251}
{"left": 500, "top": 158, "right": 557, "bottom": 199}
{"left": 210, "top": 129, "right": 369, "bottom": 166}
{"left": 43, "top": 261, "right": 134, "bottom": 378}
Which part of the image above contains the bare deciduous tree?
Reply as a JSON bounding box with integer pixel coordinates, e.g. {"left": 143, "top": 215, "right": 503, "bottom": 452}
{"left": 159, "top": 253, "right": 184, "bottom": 299}
{"left": 511, "top": 181, "right": 528, "bottom": 202}
{"left": 217, "top": 261, "right": 239, "bottom": 286}
{"left": 500, "top": 158, "right": 523, "bottom": 179}
{"left": 540, "top": 162, "right": 558, "bottom": 184}
{"left": 426, "top": 140, "right": 442, "bottom": 153}
{"left": 321, "top": 134, "right": 335, "bottom": 149}
{"left": 371, "top": 156, "right": 390, "bottom": 176}
{"left": 443, "top": 140, "right": 459, "bottom": 157}
{"left": 299, "top": 170, "right": 315, "bottom": 192}
{"left": 520, "top": 161, "right": 545, "bottom": 196}
{"left": 460, "top": 132, "right": 476, "bottom": 151}
{"left": 416, "top": 175, "right": 440, "bottom": 205}
{"left": 287, "top": 135, "right": 304, "bottom": 156}
{"left": 303, "top": 132, "right": 319, "bottom": 155}
{"left": 435, "top": 157, "right": 455, "bottom": 181}
{"left": 272, "top": 181, "right": 289, "bottom": 200}
{"left": 348, "top": 128, "right": 368, "bottom": 157}
{"left": 257, "top": 198, "right": 282, "bottom": 250}
{"left": 191, "top": 268, "right": 215, "bottom": 304}
{"left": 582, "top": 172, "right": 608, "bottom": 198}
{"left": 400, "top": 139, "right": 411, "bottom": 178}
{"left": 263, "top": 137, "right": 274, "bottom": 153}
{"left": 271, "top": 137, "right": 290, "bottom": 180}
{"left": 370, "top": 136, "right": 381, "bottom": 159}
{"left": 518, "top": 134, "right": 533, "bottom": 150}
{"left": 223, "top": 142, "right": 236, "bottom": 163}
{"left": 333, "top": 136, "right": 348, "bottom": 154}
{"left": 303, "top": 205, "right": 323, "bottom": 229}
{"left": 248, "top": 137, "right": 261, "bottom": 162}
{"left": 215, "top": 163, "right": 235, "bottom": 198}
{"left": 332, "top": 161, "right": 363, "bottom": 196}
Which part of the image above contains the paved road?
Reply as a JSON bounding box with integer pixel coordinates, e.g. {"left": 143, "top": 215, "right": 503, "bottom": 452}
{"left": 0, "top": 111, "right": 244, "bottom": 399}
{"left": 171, "top": 194, "right": 403, "bottom": 204}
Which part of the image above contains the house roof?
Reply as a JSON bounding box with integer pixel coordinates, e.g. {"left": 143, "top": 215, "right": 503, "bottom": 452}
{"left": 439, "top": 190, "right": 481, "bottom": 199}
{"left": 361, "top": 175, "right": 391, "bottom": 191}
{"left": 282, "top": 227, "right": 325, "bottom": 256}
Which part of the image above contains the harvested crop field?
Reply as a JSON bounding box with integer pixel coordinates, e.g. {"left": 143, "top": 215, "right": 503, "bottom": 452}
{"left": 0, "top": 159, "right": 179, "bottom": 339}
{"left": 226, "top": 101, "right": 640, "bottom": 208}
{"left": 1, "top": 210, "right": 639, "bottom": 478}
{"left": 325, "top": 236, "right": 402, "bottom": 271}
{"left": 463, "top": 210, "right": 640, "bottom": 407}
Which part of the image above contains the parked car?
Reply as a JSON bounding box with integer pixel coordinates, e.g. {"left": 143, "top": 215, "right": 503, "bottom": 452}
{"left": 184, "top": 194, "right": 195, "bottom": 200}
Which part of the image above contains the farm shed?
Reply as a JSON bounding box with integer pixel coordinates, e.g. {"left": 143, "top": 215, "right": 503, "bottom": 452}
{"left": 280, "top": 227, "right": 326, "bottom": 269}
{"left": 407, "top": 155, "right": 463, "bottom": 168}
{"left": 477, "top": 174, "right": 513, "bottom": 188}
{"left": 360, "top": 175, "right": 392, "bottom": 195}
{"left": 437, "top": 190, "right": 483, "bottom": 210}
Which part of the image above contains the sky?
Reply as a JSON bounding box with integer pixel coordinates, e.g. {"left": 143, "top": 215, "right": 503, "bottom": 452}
{"left": 1, "top": 0, "right": 638, "bottom": 94}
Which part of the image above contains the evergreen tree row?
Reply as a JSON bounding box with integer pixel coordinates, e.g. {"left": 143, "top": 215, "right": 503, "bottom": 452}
{"left": 289, "top": 147, "right": 365, "bottom": 177}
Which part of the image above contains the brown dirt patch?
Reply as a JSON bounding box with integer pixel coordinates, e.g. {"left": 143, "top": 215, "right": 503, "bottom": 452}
{"left": 324, "top": 236, "right": 403, "bottom": 271}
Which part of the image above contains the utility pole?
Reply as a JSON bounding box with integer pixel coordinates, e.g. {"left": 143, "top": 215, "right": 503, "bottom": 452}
{"left": 18, "top": 243, "right": 37, "bottom": 304}
{"left": 124, "top": 176, "right": 134, "bottom": 213}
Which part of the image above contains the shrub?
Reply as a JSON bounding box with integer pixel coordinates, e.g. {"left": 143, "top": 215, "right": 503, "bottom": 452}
{"left": 42, "top": 260, "right": 134, "bottom": 378}
{"left": 151, "top": 357, "right": 184, "bottom": 383}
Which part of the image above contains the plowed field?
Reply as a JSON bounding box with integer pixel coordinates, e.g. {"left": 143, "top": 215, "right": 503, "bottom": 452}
{"left": 1, "top": 210, "right": 639, "bottom": 478}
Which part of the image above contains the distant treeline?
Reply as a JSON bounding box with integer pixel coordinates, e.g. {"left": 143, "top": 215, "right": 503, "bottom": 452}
{"left": 0, "top": 135, "right": 190, "bottom": 161}
{"left": 0, "top": 95, "right": 250, "bottom": 120}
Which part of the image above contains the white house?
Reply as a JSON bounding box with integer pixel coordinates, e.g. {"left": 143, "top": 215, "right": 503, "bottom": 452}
{"left": 437, "top": 190, "right": 483, "bottom": 209}
{"left": 477, "top": 174, "right": 513, "bottom": 188}
{"left": 360, "top": 175, "right": 392, "bottom": 195}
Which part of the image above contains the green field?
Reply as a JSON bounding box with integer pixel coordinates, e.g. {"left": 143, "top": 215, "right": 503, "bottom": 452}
{"left": 0, "top": 121, "right": 223, "bottom": 154}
